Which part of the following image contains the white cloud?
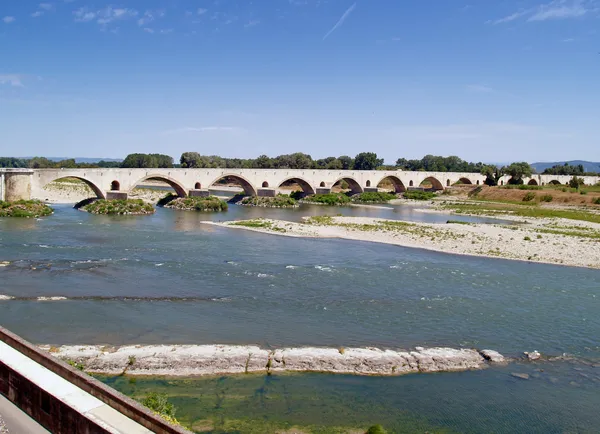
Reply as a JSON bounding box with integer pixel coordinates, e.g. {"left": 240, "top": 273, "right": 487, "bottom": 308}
{"left": 528, "top": 0, "right": 589, "bottom": 21}
{"left": 323, "top": 2, "right": 356, "bottom": 40}
{"left": 32, "top": 11, "right": 44, "bottom": 18}
{"left": 0, "top": 74, "right": 25, "bottom": 87}
{"left": 39, "top": 3, "right": 53, "bottom": 10}
{"left": 197, "top": 8, "right": 208, "bottom": 15}
{"left": 244, "top": 19, "right": 260, "bottom": 28}
{"left": 74, "top": 6, "right": 138, "bottom": 25}
{"left": 490, "top": 1, "right": 595, "bottom": 24}
{"left": 466, "top": 84, "right": 495, "bottom": 93}
{"left": 2, "top": 16, "right": 16, "bottom": 24}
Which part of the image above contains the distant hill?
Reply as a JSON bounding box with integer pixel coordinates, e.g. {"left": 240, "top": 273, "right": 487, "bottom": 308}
{"left": 531, "top": 160, "right": 600, "bottom": 173}
{"left": 19, "top": 157, "right": 122, "bottom": 163}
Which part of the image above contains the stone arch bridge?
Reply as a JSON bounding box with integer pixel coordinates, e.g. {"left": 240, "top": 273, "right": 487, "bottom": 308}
{"left": 0, "top": 168, "right": 598, "bottom": 201}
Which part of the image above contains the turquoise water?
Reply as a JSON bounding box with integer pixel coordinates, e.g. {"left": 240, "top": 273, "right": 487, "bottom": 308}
{"left": 1, "top": 204, "right": 599, "bottom": 432}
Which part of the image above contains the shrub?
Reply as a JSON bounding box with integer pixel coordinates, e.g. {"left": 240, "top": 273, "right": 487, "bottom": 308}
{"left": 366, "top": 425, "right": 388, "bottom": 434}
{"left": 522, "top": 192, "right": 536, "bottom": 202}
{"left": 290, "top": 190, "right": 304, "bottom": 200}
{"left": 594, "top": 197, "right": 600, "bottom": 205}
{"left": 569, "top": 176, "right": 584, "bottom": 189}
{"left": 580, "top": 190, "right": 588, "bottom": 195}
{"left": 0, "top": 200, "right": 53, "bottom": 218}
{"left": 353, "top": 192, "right": 397, "bottom": 203}
{"left": 302, "top": 193, "right": 351, "bottom": 206}
{"left": 403, "top": 190, "right": 436, "bottom": 200}
{"left": 524, "top": 236, "right": 532, "bottom": 241}
{"left": 541, "top": 195, "right": 553, "bottom": 202}
{"left": 82, "top": 199, "right": 154, "bottom": 215}
{"left": 164, "top": 196, "right": 228, "bottom": 212}
{"left": 240, "top": 195, "right": 298, "bottom": 208}
{"left": 141, "top": 392, "right": 182, "bottom": 426}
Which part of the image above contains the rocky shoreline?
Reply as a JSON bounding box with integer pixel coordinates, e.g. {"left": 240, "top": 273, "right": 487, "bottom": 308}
{"left": 42, "top": 345, "right": 506, "bottom": 377}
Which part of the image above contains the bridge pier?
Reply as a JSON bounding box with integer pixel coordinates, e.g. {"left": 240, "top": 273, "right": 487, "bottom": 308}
{"left": 106, "top": 191, "right": 128, "bottom": 200}
{"left": 315, "top": 187, "right": 331, "bottom": 195}
{"left": 189, "top": 189, "right": 211, "bottom": 197}
{"left": 0, "top": 169, "right": 33, "bottom": 202}
{"left": 364, "top": 187, "right": 379, "bottom": 193}
{"left": 257, "top": 188, "right": 277, "bottom": 197}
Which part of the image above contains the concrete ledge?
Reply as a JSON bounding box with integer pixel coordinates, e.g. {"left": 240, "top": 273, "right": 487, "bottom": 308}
{"left": 189, "top": 189, "right": 210, "bottom": 197}
{"left": 0, "top": 327, "right": 190, "bottom": 434}
{"left": 315, "top": 188, "right": 331, "bottom": 195}
{"left": 257, "top": 188, "right": 276, "bottom": 197}
{"left": 106, "top": 191, "right": 128, "bottom": 200}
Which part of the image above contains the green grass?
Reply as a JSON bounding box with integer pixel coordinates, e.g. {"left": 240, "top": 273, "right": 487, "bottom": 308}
{"left": 352, "top": 192, "right": 397, "bottom": 203}
{"left": 230, "top": 219, "right": 286, "bottom": 232}
{"left": 302, "top": 193, "right": 352, "bottom": 206}
{"left": 163, "top": 195, "right": 228, "bottom": 212}
{"left": 403, "top": 191, "right": 436, "bottom": 200}
{"left": 82, "top": 199, "right": 155, "bottom": 215}
{"left": 240, "top": 195, "right": 298, "bottom": 208}
{"left": 0, "top": 200, "right": 53, "bottom": 217}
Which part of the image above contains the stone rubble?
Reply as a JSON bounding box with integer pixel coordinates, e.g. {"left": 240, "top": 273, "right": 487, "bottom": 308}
{"left": 42, "top": 344, "right": 507, "bottom": 377}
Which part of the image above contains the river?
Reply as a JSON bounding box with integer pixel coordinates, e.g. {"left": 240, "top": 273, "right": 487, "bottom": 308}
{"left": 1, "top": 203, "right": 599, "bottom": 432}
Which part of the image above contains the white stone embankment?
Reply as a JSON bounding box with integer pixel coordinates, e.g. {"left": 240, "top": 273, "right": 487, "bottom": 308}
{"left": 207, "top": 215, "right": 600, "bottom": 269}
{"left": 41, "top": 345, "right": 506, "bottom": 377}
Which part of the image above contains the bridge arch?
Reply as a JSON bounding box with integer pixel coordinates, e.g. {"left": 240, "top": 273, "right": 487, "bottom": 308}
{"left": 278, "top": 177, "right": 316, "bottom": 195}
{"left": 332, "top": 177, "right": 363, "bottom": 194}
{"left": 458, "top": 177, "right": 473, "bottom": 185}
{"left": 376, "top": 175, "right": 406, "bottom": 193}
{"left": 548, "top": 180, "right": 561, "bottom": 185}
{"left": 528, "top": 179, "right": 538, "bottom": 186}
{"left": 129, "top": 174, "right": 188, "bottom": 197}
{"left": 110, "top": 180, "right": 120, "bottom": 191}
{"left": 42, "top": 176, "right": 106, "bottom": 200}
{"left": 208, "top": 174, "right": 257, "bottom": 196}
{"left": 419, "top": 176, "right": 444, "bottom": 191}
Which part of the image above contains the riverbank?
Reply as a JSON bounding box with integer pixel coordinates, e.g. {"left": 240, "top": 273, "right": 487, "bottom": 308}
{"left": 43, "top": 344, "right": 505, "bottom": 377}
{"left": 208, "top": 214, "right": 600, "bottom": 269}
{"left": 0, "top": 200, "right": 53, "bottom": 218}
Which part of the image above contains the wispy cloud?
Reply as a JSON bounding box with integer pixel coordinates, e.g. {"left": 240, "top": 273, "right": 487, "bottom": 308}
{"left": 0, "top": 74, "right": 25, "bottom": 87}
{"left": 244, "top": 19, "right": 260, "bottom": 28}
{"left": 2, "top": 16, "right": 16, "bottom": 24}
{"left": 163, "top": 127, "right": 243, "bottom": 135}
{"left": 466, "top": 84, "right": 495, "bottom": 93}
{"left": 323, "top": 2, "right": 356, "bottom": 40}
{"left": 529, "top": 0, "right": 589, "bottom": 21}
{"left": 74, "top": 6, "right": 138, "bottom": 25}
{"left": 490, "top": 0, "right": 595, "bottom": 24}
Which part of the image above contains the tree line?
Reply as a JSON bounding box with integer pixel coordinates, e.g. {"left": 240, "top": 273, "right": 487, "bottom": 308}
{"left": 542, "top": 163, "right": 599, "bottom": 176}
{"left": 0, "top": 157, "right": 122, "bottom": 169}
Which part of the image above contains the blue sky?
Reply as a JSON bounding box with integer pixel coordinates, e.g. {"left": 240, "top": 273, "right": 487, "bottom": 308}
{"left": 1, "top": 0, "right": 599, "bottom": 163}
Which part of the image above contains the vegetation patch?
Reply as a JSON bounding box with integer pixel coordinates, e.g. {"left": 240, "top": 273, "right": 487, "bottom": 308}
{"left": 522, "top": 192, "right": 536, "bottom": 202}
{"left": 141, "top": 392, "right": 183, "bottom": 427}
{"left": 163, "top": 195, "right": 228, "bottom": 212}
{"left": 352, "top": 192, "right": 397, "bottom": 203}
{"left": 230, "top": 219, "right": 286, "bottom": 232}
{"left": 301, "top": 193, "right": 352, "bottom": 206}
{"left": 239, "top": 195, "right": 298, "bottom": 208}
{"left": 0, "top": 200, "right": 53, "bottom": 218}
{"left": 403, "top": 191, "right": 436, "bottom": 201}
{"left": 81, "top": 199, "right": 155, "bottom": 215}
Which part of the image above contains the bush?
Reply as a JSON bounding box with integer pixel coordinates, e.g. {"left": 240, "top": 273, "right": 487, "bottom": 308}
{"left": 141, "top": 392, "right": 182, "bottom": 426}
{"left": 0, "top": 200, "right": 53, "bottom": 218}
{"left": 240, "top": 195, "right": 298, "bottom": 208}
{"left": 290, "top": 190, "right": 305, "bottom": 200}
{"left": 569, "top": 176, "right": 584, "bottom": 189}
{"left": 165, "top": 196, "right": 228, "bottom": 212}
{"left": 302, "top": 193, "right": 351, "bottom": 206}
{"left": 541, "top": 195, "right": 553, "bottom": 202}
{"left": 594, "top": 197, "right": 600, "bottom": 205}
{"left": 403, "top": 191, "right": 436, "bottom": 200}
{"left": 366, "top": 425, "right": 388, "bottom": 434}
{"left": 353, "top": 192, "right": 397, "bottom": 203}
{"left": 524, "top": 236, "right": 532, "bottom": 241}
{"left": 522, "top": 192, "right": 536, "bottom": 202}
{"left": 82, "top": 199, "right": 155, "bottom": 215}
{"left": 580, "top": 190, "right": 588, "bottom": 195}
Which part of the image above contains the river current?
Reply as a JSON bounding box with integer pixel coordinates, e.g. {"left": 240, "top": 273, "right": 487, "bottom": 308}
{"left": 1, "top": 203, "right": 599, "bottom": 432}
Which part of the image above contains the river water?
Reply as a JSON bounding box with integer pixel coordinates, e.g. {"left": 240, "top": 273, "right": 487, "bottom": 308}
{"left": 1, "top": 203, "right": 599, "bottom": 432}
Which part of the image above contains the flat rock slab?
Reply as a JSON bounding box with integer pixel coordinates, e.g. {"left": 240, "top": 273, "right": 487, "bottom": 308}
{"left": 41, "top": 345, "right": 505, "bottom": 377}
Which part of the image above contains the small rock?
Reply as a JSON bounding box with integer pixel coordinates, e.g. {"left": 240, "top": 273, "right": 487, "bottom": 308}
{"left": 569, "top": 381, "right": 580, "bottom": 387}
{"left": 480, "top": 350, "right": 506, "bottom": 363}
{"left": 524, "top": 351, "right": 541, "bottom": 361}
{"left": 511, "top": 372, "right": 530, "bottom": 380}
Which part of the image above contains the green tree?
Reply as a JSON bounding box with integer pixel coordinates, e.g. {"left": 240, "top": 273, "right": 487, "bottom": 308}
{"left": 569, "top": 176, "right": 585, "bottom": 189}
{"left": 338, "top": 155, "right": 354, "bottom": 170}
{"left": 505, "top": 162, "right": 532, "bottom": 184}
{"left": 27, "top": 157, "right": 55, "bottom": 168}
{"left": 353, "top": 152, "right": 384, "bottom": 170}
{"left": 481, "top": 165, "right": 503, "bottom": 186}
{"left": 180, "top": 152, "right": 202, "bottom": 168}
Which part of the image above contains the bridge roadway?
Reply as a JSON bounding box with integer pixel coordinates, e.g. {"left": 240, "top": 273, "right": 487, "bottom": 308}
{"left": 1, "top": 168, "right": 598, "bottom": 201}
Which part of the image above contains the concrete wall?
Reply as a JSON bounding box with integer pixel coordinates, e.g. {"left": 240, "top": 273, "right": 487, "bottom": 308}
{"left": 0, "top": 327, "right": 190, "bottom": 434}
{"left": 2, "top": 170, "right": 33, "bottom": 201}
